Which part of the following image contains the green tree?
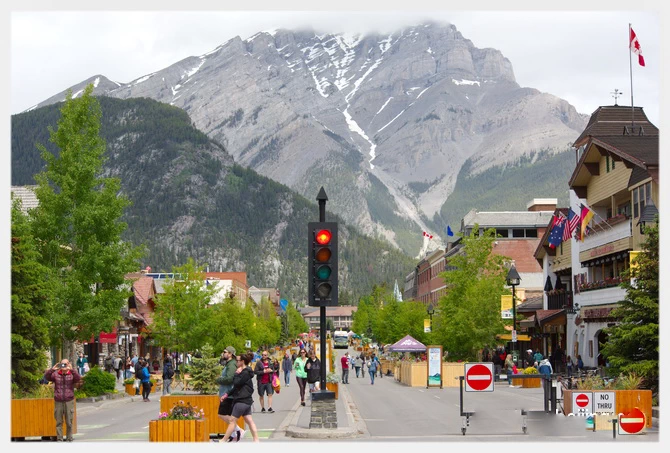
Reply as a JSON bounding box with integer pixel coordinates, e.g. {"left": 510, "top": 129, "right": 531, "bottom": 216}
{"left": 187, "top": 343, "right": 222, "bottom": 394}
{"left": 151, "top": 258, "right": 217, "bottom": 352}
{"left": 29, "top": 85, "right": 143, "bottom": 350}
{"left": 601, "top": 217, "right": 659, "bottom": 394}
{"left": 434, "top": 227, "right": 508, "bottom": 360}
{"left": 286, "top": 303, "right": 309, "bottom": 338}
{"left": 11, "top": 198, "right": 52, "bottom": 394}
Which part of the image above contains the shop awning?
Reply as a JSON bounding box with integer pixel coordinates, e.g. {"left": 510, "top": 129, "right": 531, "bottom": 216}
{"left": 89, "top": 327, "right": 117, "bottom": 344}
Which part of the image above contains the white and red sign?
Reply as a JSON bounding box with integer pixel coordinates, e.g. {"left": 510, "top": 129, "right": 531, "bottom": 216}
{"left": 464, "top": 362, "right": 494, "bottom": 392}
{"left": 618, "top": 407, "right": 646, "bottom": 435}
{"left": 571, "top": 392, "right": 593, "bottom": 415}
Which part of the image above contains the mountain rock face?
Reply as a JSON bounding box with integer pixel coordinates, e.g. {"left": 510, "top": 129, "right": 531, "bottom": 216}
{"left": 31, "top": 21, "right": 588, "bottom": 256}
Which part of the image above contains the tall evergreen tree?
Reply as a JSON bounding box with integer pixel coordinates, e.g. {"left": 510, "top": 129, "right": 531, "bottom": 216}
{"left": 601, "top": 217, "right": 659, "bottom": 394}
{"left": 11, "top": 199, "right": 52, "bottom": 393}
{"left": 29, "top": 84, "right": 143, "bottom": 352}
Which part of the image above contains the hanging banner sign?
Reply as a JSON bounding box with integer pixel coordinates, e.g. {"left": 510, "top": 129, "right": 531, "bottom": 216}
{"left": 427, "top": 345, "right": 442, "bottom": 388}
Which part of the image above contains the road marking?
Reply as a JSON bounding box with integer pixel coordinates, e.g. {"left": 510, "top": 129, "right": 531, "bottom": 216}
{"left": 363, "top": 419, "right": 385, "bottom": 421}
{"left": 77, "top": 424, "right": 110, "bottom": 429}
{"left": 433, "top": 395, "right": 441, "bottom": 399}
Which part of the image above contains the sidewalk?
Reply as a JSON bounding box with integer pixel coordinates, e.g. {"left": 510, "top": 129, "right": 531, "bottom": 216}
{"left": 283, "top": 383, "right": 368, "bottom": 439}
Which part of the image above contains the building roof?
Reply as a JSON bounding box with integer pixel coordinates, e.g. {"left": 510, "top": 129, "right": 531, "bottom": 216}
{"left": 303, "top": 306, "right": 358, "bottom": 318}
{"left": 573, "top": 105, "right": 658, "bottom": 146}
{"left": 205, "top": 272, "right": 247, "bottom": 286}
{"left": 132, "top": 276, "right": 155, "bottom": 306}
{"left": 10, "top": 185, "right": 39, "bottom": 213}
{"left": 462, "top": 210, "right": 554, "bottom": 229}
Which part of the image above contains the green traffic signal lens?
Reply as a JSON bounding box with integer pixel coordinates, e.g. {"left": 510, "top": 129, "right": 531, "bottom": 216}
{"left": 316, "top": 282, "right": 332, "bottom": 298}
{"left": 316, "top": 265, "right": 332, "bottom": 280}
{"left": 315, "top": 247, "right": 331, "bottom": 262}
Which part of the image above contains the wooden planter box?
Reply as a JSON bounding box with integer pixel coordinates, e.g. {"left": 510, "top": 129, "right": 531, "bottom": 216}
{"left": 522, "top": 377, "right": 541, "bottom": 388}
{"left": 125, "top": 383, "right": 138, "bottom": 395}
{"left": 160, "top": 395, "right": 244, "bottom": 435}
{"left": 562, "top": 389, "right": 653, "bottom": 428}
{"left": 11, "top": 398, "right": 77, "bottom": 439}
{"left": 149, "top": 419, "right": 208, "bottom": 442}
{"left": 326, "top": 382, "right": 339, "bottom": 399}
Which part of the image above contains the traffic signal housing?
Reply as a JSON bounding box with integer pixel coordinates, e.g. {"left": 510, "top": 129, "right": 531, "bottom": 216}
{"left": 308, "top": 222, "right": 338, "bottom": 307}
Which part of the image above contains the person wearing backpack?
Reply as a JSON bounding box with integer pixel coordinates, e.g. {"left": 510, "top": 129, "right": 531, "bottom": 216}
{"left": 134, "top": 359, "right": 144, "bottom": 396}
{"left": 162, "top": 356, "right": 175, "bottom": 395}
{"left": 139, "top": 359, "right": 152, "bottom": 402}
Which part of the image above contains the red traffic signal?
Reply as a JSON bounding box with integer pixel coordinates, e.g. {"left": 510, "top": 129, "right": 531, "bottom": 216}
{"left": 308, "top": 222, "right": 338, "bottom": 307}
{"left": 316, "top": 229, "right": 332, "bottom": 245}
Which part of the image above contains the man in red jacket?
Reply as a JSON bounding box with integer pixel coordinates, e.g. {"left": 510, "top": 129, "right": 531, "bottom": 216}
{"left": 340, "top": 352, "right": 350, "bottom": 384}
{"left": 44, "top": 359, "right": 81, "bottom": 441}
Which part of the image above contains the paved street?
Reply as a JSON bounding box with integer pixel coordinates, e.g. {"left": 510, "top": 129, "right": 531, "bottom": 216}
{"left": 63, "top": 351, "right": 660, "bottom": 443}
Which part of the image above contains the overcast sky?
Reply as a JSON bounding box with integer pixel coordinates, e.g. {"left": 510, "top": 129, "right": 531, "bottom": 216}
{"left": 6, "top": 6, "right": 664, "bottom": 126}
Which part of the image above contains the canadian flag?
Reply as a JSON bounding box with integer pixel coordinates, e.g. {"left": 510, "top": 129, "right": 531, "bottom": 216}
{"left": 423, "top": 231, "right": 433, "bottom": 239}
{"left": 630, "top": 27, "right": 645, "bottom": 67}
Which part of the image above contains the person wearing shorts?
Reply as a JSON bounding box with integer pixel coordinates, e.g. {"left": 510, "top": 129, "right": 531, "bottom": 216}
{"left": 221, "top": 353, "right": 259, "bottom": 443}
{"left": 216, "top": 346, "right": 242, "bottom": 442}
{"left": 254, "top": 351, "right": 278, "bottom": 413}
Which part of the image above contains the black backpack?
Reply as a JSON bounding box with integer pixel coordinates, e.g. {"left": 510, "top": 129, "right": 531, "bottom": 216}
{"left": 135, "top": 364, "right": 143, "bottom": 379}
{"left": 164, "top": 364, "right": 174, "bottom": 379}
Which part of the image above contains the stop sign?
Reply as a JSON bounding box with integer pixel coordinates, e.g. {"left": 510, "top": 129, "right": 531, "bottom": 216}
{"left": 464, "top": 363, "right": 494, "bottom": 392}
{"left": 575, "top": 393, "right": 590, "bottom": 408}
{"left": 618, "top": 407, "right": 646, "bottom": 435}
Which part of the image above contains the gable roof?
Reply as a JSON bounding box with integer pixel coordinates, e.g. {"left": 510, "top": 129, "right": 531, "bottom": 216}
{"left": 573, "top": 105, "right": 658, "bottom": 147}
{"left": 132, "top": 276, "right": 155, "bottom": 306}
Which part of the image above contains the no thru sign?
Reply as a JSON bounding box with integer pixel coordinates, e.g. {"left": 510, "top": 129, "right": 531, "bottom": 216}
{"left": 464, "top": 363, "right": 494, "bottom": 392}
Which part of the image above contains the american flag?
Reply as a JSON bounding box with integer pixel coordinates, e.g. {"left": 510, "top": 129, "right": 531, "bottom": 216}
{"left": 563, "top": 208, "right": 580, "bottom": 241}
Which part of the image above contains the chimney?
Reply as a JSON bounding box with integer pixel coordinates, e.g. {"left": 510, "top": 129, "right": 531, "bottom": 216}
{"left": 527, "top": 198, "right": 557, "bottom": 212}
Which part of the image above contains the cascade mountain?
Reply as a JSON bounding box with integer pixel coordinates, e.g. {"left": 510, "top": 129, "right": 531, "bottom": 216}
{"left": 19, "top": 21, "right": 588, "bottom": 257}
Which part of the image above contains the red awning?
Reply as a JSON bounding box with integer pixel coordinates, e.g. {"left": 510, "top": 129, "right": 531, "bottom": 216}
{"left": 90, "top": 327, "right": 117, "bottom": 343}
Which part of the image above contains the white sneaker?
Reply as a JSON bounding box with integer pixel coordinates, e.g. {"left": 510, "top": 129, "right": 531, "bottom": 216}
{"left": 236, "top": 428, "right": 245, "bottom": 442}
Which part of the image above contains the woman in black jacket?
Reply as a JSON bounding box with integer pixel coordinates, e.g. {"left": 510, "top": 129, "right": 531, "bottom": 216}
{"left": 221, "top": 353, "right": 259, "bottom": 443}
{"left": 305, "top": 349, "right": 321, "bottom": 394}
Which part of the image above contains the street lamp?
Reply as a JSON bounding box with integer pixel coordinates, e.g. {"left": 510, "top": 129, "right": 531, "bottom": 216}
{"left": 506, "top": 265, "right": 521, "bottom": 346}
{"left": 427, "top": 303, "right": 435, "bottom": 333}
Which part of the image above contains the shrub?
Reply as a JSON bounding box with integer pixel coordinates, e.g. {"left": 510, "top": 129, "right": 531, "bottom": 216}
{"left": 613, "top": 372, "right": 645, "bottom": 390}
{"left": 80, "top": 366, "right": 116, "bottom": 396}
{"left": 522, "top": 367, "right": 539, "bottom": 375}
{"left": 326, "top": 372, "right": 340, "bottom": 383}
{"left": 123, "top": 377, "right": 135, "bottom": 385}
{"left": 158, "top": 400, "right": 204, "bottom": 420}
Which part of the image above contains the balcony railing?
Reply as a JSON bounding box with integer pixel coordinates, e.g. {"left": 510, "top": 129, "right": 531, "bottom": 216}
{"left": 578, "top": 277, "right": 623, "bottom": 292}
{"left": 546, "top": 290, "right": 573, "bottom": 311}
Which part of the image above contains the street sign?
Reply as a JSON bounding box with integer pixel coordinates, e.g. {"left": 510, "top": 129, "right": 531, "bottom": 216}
{"left": 618, "top": 407, "right": 646, "bottom": 435}
{"left": 464, "top": 362, "right": 494, "bottom": 392}
{"left": 571, "top": 392, "right": 593, "bottom": 415}
{"left": 280, "top": 299, "right": 288, "bottom": 311}
{"left": 593, "top": 391, "right": 616, "bottom": 413}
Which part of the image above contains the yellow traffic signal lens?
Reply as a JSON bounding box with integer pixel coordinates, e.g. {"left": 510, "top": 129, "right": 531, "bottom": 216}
{"left": 315, "top": 247, "right": 331, "bottom": 262}
{"left": 316, "top": 229, "right": 332, "bottom": 245}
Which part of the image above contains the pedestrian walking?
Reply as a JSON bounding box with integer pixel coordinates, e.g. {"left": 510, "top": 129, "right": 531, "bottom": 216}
{"left": 367, "top": 354, "right": 378, "bottom": 385}
{"left": 139, "top": 359, "right": 152, "bottom": 401}
{"left": 113, "top": 354, "right": 123, "bottom": 381}
{"left": 216, "top": 346, "right": 243, "bottom": 442}
{"left": 134, "top": 359, "right": 143, "bottom": 395}
{"left": 44, "top": 359, "right": 81, "bottom": 441}
{"left": 340, "top": 352, "right": 350, "bottom": 384}
{"left": 76, "top": 352, "right": 88, "bottom": 376}
{"left": 505, "top": 353, "right": 515, "bottom": 386}
{"left": 576, "top": 354, "right": 584, "bottom": 372}
{"left": 104, "top": 353, "right": 114, "bottom": 374}
{"left": 124, "top": 356, "right": 133, "bottom": 379}
{"left": 254, "top": 350, "right": 278, "bottom": 413}
{"left": 220, "top": 352, "right": 259, "bottom": 442}
{"left": 566, "top": 355, "right": 574, "bottom": 376}
{"left": 538, "top": 357, "right": 553, "bottom": 391}
{"left": 282, "top": 351, "right": 292, "bottom": 387}
{"left": 162, "top": 356, "right": 175, "bottom": 395}
{"left": 305, "top": 349, "right": 321, "bottom": 394}
{"left": 360, "top": 354, "right": 366, "bottom": 378}
{"left": 354, "top": 355, "right": 362, "bottom": 378}
{"left": 293, "top": 349, "right": 308, "bottom": 406}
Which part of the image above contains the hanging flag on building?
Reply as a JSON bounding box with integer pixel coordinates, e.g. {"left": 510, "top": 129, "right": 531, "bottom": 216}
{"left": 447, "top": 225, "right": 454, "bottom": 237}
{"left": 563, "top": 208, "right": 580, "bottom": 241}
{"left": 630, "top": 27, "right": 646, "bottom": 67}
{"left": 548, "top": 215, "right": 566, "bottom": 248}
{"left": 579, "top": 203, "right": 595, "bottom": 241}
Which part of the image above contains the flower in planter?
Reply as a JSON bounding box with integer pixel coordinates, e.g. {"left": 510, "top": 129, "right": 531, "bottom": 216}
{"left": 158, "top": 400, "right": 205, "bottom": 420}
{"left": 326, "top": 372, "right": 340, "bottom": 383}
{"left": 522, "top": 367, "right": 539, "bottom": 375}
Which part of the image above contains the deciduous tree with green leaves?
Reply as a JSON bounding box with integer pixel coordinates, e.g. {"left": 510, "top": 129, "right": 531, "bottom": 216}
{"left": 601, "top": 217, "right": 658, "bottom": 395}
{"left": 434, "top": 227, "right": 508, "bottom": 360}
{"left": 11, "top": 199, "right": 52, "bottom": 394}
{"left": 151, "top": 258, "right": 217, "bottom": 352}
{"left": 29, "top": 84, "right": 143, "bottom": 353}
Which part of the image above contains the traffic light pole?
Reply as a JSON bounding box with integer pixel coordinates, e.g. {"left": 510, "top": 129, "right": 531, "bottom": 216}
{"left": 317, "top": 188, "right": 327, "bottom": 394}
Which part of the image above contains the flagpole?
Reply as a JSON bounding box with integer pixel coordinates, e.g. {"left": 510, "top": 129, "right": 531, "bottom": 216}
{"left": 629, "top": 23, "right": 635, "bottom": 128}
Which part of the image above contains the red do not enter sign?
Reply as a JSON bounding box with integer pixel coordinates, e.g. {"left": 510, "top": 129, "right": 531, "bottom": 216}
{"left": 619, "top": 407, "right": 646, "bottom": 435}
{"left": 575, "top": 393, "right": 590, "bottom": 408}
{"left": 465, "top": 363, "right": 493, "bottom": 392}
